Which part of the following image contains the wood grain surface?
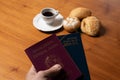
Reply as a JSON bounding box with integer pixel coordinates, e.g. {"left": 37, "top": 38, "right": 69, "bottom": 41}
{"left": 0, "top": 0, "right": 120, "bottom": 80}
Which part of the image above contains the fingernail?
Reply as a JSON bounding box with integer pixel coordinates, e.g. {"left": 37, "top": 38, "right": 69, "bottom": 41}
{"left": 54, "top": 64, "right": 62, "bottom": 70}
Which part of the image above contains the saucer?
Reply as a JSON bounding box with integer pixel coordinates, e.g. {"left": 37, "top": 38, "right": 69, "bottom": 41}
{"left": 33, "top": 13, "right": 64, "bottom": 32}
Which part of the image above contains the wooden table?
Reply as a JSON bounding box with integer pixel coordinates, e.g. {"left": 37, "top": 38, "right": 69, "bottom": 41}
{"left": 0, "top": 0, "right": 120, "bottom": 80}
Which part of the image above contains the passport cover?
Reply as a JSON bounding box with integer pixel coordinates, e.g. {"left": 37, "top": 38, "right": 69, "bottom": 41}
{"left": 58, "top": 33, "right": 91, "bottom": 80}
{"left": 25, "top": 34, "right": 82, "bottom": 80}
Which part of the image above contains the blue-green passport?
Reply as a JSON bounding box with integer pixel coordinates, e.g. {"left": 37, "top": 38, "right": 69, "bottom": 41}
{"left": 58, "top": 33, "right": 90, "bottom": 80}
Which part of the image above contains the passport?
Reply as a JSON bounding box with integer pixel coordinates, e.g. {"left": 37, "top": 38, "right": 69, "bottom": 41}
{"left": 58, "top": 33, "right": 91, "bottom": 80}
{"left": 25, "top": 34, "right": 82, "bottom": 80}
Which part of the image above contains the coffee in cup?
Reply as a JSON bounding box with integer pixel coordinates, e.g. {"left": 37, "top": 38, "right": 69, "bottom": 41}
{"left": 40, "top": 8, "right": 59, "bottom": 24}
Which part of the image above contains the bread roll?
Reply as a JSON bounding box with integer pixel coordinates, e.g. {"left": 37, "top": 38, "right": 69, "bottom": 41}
{"left": 81, "top": 16, "right": 101, "bottom": 36}
{"left": 63, "top": 17, "right": 81, "bottom": 32}
{"left": 69, "top": 7, "right": 92, "bottom": 20}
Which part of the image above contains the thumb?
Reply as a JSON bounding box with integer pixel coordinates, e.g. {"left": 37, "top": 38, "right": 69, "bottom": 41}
{"left": 42, "top": 64, "right": 62, "bottom": 78}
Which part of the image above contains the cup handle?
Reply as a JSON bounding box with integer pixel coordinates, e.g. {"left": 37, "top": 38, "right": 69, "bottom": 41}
{"left": 55, "top": 10, "right": 59, "bottom": 16}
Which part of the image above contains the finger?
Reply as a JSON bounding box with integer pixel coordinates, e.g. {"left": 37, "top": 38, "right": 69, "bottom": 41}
{"left": 29, "top": 65, "right": 37, "bottom": 75}
{"left": 26, "top": 65, "right": 37, "bottom": 80}
{"left": 42, "top": 64, "right": 62, "bottom": 77}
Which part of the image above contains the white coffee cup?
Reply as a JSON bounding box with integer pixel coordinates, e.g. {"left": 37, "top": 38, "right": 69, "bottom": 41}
{"left": 40, "top": 8, "right": 59, "bottom": 24}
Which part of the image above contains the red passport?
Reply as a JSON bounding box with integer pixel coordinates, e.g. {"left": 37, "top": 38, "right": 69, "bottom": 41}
{"left": 25, "top": 34, "right": 82, "bottom": 80}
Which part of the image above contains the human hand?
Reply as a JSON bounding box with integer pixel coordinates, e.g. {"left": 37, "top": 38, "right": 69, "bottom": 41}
{"left": 26, "top": 64, "right": 62, "bottom": 80}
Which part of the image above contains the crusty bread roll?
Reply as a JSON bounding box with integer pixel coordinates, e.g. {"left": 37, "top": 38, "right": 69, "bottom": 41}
{"left": 69, "top": 7, "right": 92, "bottom": 20}
{"left": 63, "top": 17, "right": 81, "bottom": 32}
{"left": 81, "top": 16, "right": 101, "bottom": 36}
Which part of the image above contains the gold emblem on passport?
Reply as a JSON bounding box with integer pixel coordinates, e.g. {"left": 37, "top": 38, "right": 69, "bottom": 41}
{"left": 45, "top": 55, "right": 64, "bottom": 68}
